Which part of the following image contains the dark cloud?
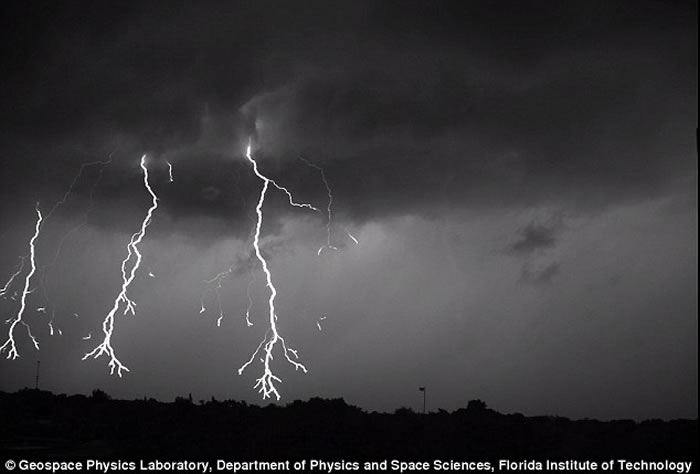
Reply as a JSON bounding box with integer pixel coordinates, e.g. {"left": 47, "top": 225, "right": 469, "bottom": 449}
{"left": 506, "top": 217, "right": 564, "bottom": 284}
{"left": 0, "top": 1, "right": 696, "bottom": 226}
{"left": 508, "top": 220, "right": 563, "bottom": 256}
{"left": 520, "top": 262, "right": 561, "bottom": 285}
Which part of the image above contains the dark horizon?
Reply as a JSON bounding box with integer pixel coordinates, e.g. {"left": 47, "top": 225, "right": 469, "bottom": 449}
{"left": 0, "top": 1, "right": 697, "bottom": 422}
{"left": 5, "top": 385, "right": 700, "bottom": 422}
{"left": 5, "top": 377, "right": 698, "bottom": 422}
{"left": 2, "top": 388, "right": 697, "bottom": 461}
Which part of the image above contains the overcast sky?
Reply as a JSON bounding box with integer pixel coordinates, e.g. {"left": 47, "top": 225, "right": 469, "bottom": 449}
{"left": 0, "top": 1, "right": 696, "bottom": 420}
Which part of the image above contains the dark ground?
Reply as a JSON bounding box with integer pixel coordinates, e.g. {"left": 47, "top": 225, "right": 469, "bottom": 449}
{"left": 0, "top": 389, "right": 696, "bottom": 459}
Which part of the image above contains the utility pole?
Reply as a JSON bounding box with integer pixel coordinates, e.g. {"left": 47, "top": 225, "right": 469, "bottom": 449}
{"left": 35, "top": 360, "right": 40, "bottom": 390}
{"left": 418, "top": 386, "right": 426, "bottom": 414}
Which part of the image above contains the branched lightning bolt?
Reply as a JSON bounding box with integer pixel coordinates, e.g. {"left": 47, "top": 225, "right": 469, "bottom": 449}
{"left": 1, "top": 158, "right": 112, "bottom": 343}
{"left": 299, "top": 158, "right": 338, "bottom": 255}
{"left": 200, "top": 163, "right": 317, "bottom": 328}
{"left": 83, "top": 155, "right": 158, "bottom": 376}
{"left": 237, "top": 141, "right": 311, "bottom": 400}
{"left": 200, "top": 267, "right": 233, "bottom": 327}
{"left": 299, "top": 158, "right": 359, "bottom": 250}
{"left": 201, "top": 258, "right": 256, "bottom": 328}
{"left": 43, "top": 158, "right": 113, "bottom": 222}
{"left": 198, "top": 159, "right": 245, "bottom": 327}
{"left": 38, "top": 158, "right": 111, "bottom": 336}
{"left": 0, "top": 257, "right": 25, "bottom": 299}
{"left": 269, "top": 181, "right": 319, "bottom": 212}
{"left": 1, "top": 205, "right": 42, "bottom": 359}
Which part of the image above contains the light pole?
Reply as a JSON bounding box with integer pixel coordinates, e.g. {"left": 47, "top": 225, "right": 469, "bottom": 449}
{"left": 418, "top": 386, "right": 426, "bottom": 414}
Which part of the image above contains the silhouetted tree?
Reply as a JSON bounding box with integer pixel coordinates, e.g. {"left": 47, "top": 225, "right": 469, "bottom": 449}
{"left": 174, "top": 396, "right": 194, "bottom": 412}
{"left": 0, "top": 390, "right": 695, "bottom": 459}
{"left": 466, "top": 399, "right": 488, "bottom": 412}
{"left": 90, "top": 389, "right": 111, "bottom": 402}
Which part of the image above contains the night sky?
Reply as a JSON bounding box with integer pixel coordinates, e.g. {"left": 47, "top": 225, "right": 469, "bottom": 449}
{"left": 0, "top": 1, "right": 696, "bottom": 420}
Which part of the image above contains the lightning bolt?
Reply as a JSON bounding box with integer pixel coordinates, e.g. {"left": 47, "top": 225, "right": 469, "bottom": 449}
{"left": 299, "top": 158, "right": 359, "bottom": 250}
{"left": 346, "top": 231, "right": 359, "bottom": 245}
{"left": 1, "top": 158, "right": 111, "bottom": 342}
{"left": 299, "top": 157, "right": 360, "bottom": 250}
{"left": 0, "top": 257, "right": 25, "bottom": 299}
{"left": 299, "top": 158, "right": 338, "bottom": 255}
{"left": 42, "top": 158, "right": 113, "bottom": 221}
{"left": 1, "top": 205, "right": 42, "bottom": 359}
{"left": 166, "top": 161, "right": 174, "bottom": 183}
{"left": 201, "top": 267, "right": 258, "bottom": 328}
{"left": 200, "top": 159, "right": 318, "bottom": 328}
{"left": 38, "top": 158, "right": 111, "bottom": 336}
{"left": 197, "top": 161, "right": 244, "bottom": 326}
{"left": 83, "top": 155, "right": 158, "bottom": 376}
{"left": 237, "top": 141, "right": 314, "bottom": 400}
{"left": 200, "top": 267, "right": 233, "bottom": 327}
{"left": 244, "top": 273, "right": 255, "bottom": 327}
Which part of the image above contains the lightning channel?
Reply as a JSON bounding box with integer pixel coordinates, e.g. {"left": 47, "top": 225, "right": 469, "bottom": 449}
{"left": 299, "top": 158, "right": 339, "bottom": 255}
{"left": 2, "top": 158, "right": 112, "bottom": 344}
{"left": 244, "top": 273, "right": 255, "bottom": 327}
{"left": 82, "top": 155, "right": 159, "bottom": 376}
{"left": 200, "top": 267, "right": 232, "bottom": 327}
{"left": 237, "top": 141, "right": 310, "bottom": 400}
{"left": 43, "top": 158, "right": 113, "bottom": 222}
{"left": 38, "top": 159, "right": 111, "bottom": 336}
{"left": 1, "top": 205, "right": 43, "bottom": 359}
{"left": 346, "top": 231, "right": 359, "bottom": 245}
{"left": 0, "top": 257, "right": 25, "bottom": 299}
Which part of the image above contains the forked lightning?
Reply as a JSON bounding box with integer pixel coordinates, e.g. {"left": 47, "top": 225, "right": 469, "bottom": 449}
{"left": 237, "top": 141, "right": 314, "bottom": 400}
{"left": 83, "top": 155, "right": 159, "bottom": 376}
{"left": 1, "top": 205, "right": 42, "bottom": 359}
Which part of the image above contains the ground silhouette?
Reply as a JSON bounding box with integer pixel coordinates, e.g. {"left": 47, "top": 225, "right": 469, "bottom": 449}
{"left": 0, "top": 388, "right": 696, "bottom": 459}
